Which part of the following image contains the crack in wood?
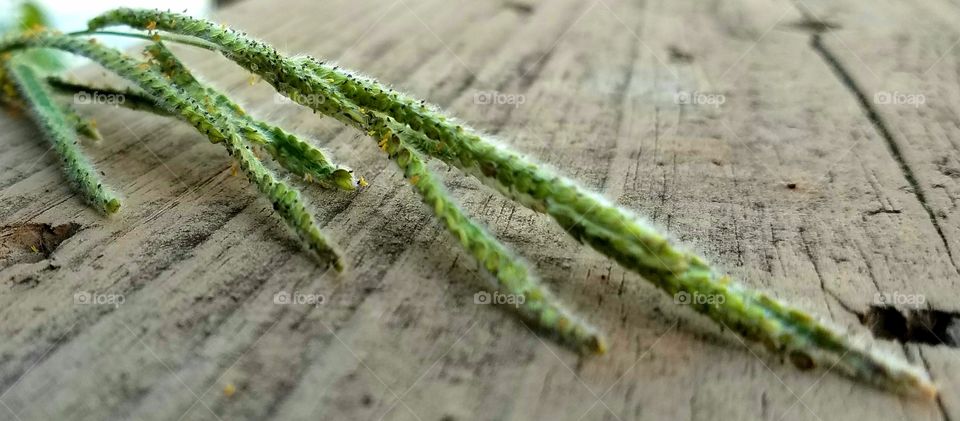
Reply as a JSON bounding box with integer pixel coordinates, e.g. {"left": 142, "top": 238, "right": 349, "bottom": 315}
{"left": 919, "top": 348, "right": 955, "bottom": 421}
{"left": 809, "top": 33, "right": 960, "bottom": 276}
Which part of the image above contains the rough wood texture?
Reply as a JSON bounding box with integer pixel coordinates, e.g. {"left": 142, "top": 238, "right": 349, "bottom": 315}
{"left": 2, "top": 0, "right": 959, "bottom": 419}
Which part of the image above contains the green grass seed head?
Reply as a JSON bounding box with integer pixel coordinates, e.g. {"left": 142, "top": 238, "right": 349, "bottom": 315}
{"left": 3, "top": 14, "right": 937, "bottom": 396}
{"left": 373, "top": 113, "right": 605, "bottom": 354}
{"left": 5, "top": 56, "right": 120, "bottom": 215}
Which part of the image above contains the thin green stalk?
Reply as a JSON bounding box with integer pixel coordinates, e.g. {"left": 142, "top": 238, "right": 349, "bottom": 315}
{"left": 0, "top": 32, "right": 343, "bottom": 269}
{"left": 66, "top": 29, "right": 219, "bottom": 51}
{"left": 84, "top": 8, "right": 939, "bottom": 397}
{"left": 5, "top": 55, "right": 119, "bottom": 214}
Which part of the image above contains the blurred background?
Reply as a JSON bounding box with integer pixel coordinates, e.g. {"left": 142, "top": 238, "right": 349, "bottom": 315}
{"left": 0, "top": 0, "right": 215, "bottom": 30}
{"left": 0, "top": 0, "right": 213, "bottom": 54}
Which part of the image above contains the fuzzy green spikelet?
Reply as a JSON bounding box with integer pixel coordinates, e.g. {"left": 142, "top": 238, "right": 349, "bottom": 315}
{"left": 5, "top": 56, "right": 119, "bottom": 214}
{"left": 374, "top": 111, "right": 606, "bottom": 353}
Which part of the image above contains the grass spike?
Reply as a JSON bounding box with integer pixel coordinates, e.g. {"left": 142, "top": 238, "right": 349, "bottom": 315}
{"left": 374, "top": 110, "right": 605, "bottom": 353}
{"left": 5, "top": 55, "right": 119, "bottom": 214}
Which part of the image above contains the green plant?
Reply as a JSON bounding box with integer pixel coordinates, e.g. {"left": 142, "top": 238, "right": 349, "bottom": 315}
{"left": 0, "top": 7, "right": 937, "bottom": 398}
{"left": 5, "top": 56, "right": 120, "bottom": 214}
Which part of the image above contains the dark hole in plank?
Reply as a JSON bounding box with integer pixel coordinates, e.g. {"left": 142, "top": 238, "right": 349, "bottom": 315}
{"left": 860, "top": 305, "right": 960, "bottom": 347}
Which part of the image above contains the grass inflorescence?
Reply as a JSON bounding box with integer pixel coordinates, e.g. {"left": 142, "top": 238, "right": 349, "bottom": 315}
{"left": 0, "top": 7, "right": 938, "bottom": 398}
{"left": 6, "top": 55, "right": 119, "bottom": 214}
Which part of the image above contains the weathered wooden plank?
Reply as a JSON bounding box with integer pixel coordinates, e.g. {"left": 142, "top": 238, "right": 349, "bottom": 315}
{"left": 780, "top": 1, "right": 960, "bottom": 419}
{"left": 1, "top": 0, "right": 957, "bottom": 420}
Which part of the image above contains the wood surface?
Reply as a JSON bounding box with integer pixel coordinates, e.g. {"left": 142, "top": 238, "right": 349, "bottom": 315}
{"left": 2, "top": 0, "right": 959, "bottom": 419}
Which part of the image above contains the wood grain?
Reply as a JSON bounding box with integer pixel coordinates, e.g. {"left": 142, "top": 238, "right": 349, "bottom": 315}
{"left": 1, "top": 0, "right": 958, "bottom": 420}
